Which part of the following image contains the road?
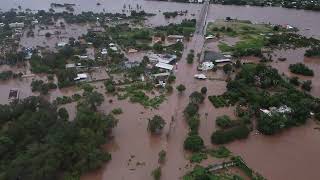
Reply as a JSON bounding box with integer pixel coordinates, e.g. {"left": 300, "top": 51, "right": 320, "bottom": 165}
{"left": 195, "top": 0, "right": 210, "bottom": 35}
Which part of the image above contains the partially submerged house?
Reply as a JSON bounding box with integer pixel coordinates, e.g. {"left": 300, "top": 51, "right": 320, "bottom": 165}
{"left": 155, "top": 62, "right": 174, "bottom": 71}
{"left": 148, "top": 53, "right": 177, "bottom": 64}
{"left": 8, "top": 88, "right": 20, "bottom": 101}
{"left": 152, "top": 72, "right": 171, "bottom": 87}
{"left": 74, "top": 73, "right": 88, "bottom": 81}
{"left": 260, "top": 105, "right": 292, "bottom": 117}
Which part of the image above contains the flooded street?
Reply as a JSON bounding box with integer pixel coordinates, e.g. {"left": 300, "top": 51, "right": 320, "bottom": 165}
{"left": 1, "top": 0, "right": 320, "bottom": 180}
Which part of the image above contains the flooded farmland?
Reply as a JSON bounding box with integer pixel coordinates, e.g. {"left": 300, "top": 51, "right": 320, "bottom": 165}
{"left": 1, "top": 0, "right": 320, "bottom": 180}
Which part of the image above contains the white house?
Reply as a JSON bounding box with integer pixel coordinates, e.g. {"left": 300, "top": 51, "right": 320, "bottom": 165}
{"left": 74, "top": 73, "right": 88, "bottom": 81}
{"left": 155, "top": 62, "right": 174, "bottom": 71}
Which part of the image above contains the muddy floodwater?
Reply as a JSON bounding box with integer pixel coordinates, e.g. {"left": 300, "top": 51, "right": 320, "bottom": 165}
{"left": 1, "top": 0, "right": 320, "bottom": 180}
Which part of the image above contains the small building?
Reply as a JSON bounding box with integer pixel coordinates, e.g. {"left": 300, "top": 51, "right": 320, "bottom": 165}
{"left": 101, "top": 48, "right": 108, "bottom": 55}
{"left": 148, "top": 53, "right": 177, "bottom": 64}
{"left": 167, "top": 35, "right": 184, "bottom": 42}
{"left": 204, "top": 51, "right": 232, "bottom": 64}
{"left": 8, "top": 88, "right": 19, "bottom": 101}
{"left": 31, "top": 20, "right": 39, "bottom": 25}
{"left": 124, "top": 61, "right": 140, "bottom": 69}
{"left": 199, "top": 61, "right": 214, "bottom": 71}
{"left": 153, "top": 72, "right": 171, "bottom": 87}
{"left": 57, "top": 42, "right": 68, "bottom": 47}
{"left": 74, "top": 73, "right": 88, "bottom": 81}
{"left": 65, "top": 63, "right": 76, "bottom": 69}
{"left": 155, "top": 62, "right": 174, "bottom": 71}
{"left": 9, "top": 22, "right": 24, "bottom": 28}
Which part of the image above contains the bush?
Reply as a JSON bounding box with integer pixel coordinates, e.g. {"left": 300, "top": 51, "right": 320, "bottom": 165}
{"left": 208, "top": 146, "right": 231, "bottom": 158}
{"left": 184, "top": 103, "right": 199, "bottom": 118}
{"left": 208, "top": 95, "right": 229, "bottom": 108}
{"left": 189, "top": 91, "right": 205, "bottom": 104}
{"left": 58, "top": 107, "right": 69, "bottom": 120}
{"left": 148, "top": 115, "right": 166, "bottom": 134}
{"left": 289, "top": 63, "right": 314, "bottom": 76}
{"left": 190, "top": 152, "right": 207, "bottom": 163}
{"left": 111, "top": 108, "right": 123, "bottom": 115}
{"left": 216, "top": 115, "right": 233, "bottom": 129}
{"left": 289, "top": 76, "right": 300, "bottom": 86}
{"left": 158, "top": 150, "right": 166, "bottom": 164}
{"left": 223, "top": 63, "right": 233, "bottom": 74}
{"left": 200, "top": 87, "right": 207, "bottom": 94}
{"left": 211, "top": 125, "right": 250, "bottom": 144}
{"left": 152, "top": 167, "right": 162, "bottom": 180}
{"left": 176, "top": 84, "right": 186, "bottom": 92}
{"left": 184, "top": 134, "right": 204, "bottom": 152}
{"left": 302, "top": 80, "right": 312, "bottom": 91}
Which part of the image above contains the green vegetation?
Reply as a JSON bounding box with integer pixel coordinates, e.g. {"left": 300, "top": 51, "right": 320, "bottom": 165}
{"left": 208, "top": 146, "right": 231, "bottom": 158}
{"left": 155, "top": 19, "right": 196, "bottom": 39}
{"left": 289, "top": 76, "right": 300, "bottom": 86}
{"left": 201, "top": 86, "right": 207, "bottom": 94}
{"left": 176, "top": 84, "right": 186, "bottom": 92}
{"left": 216, "top": 115, "right": 233, "bottom": 129}
{"left": 208, "top": 95, "right": 230, "bottom": 108}
{"left": 58, "top": 107, "right": 69, "bottom": 120}
{"left": 184, "top": 134, "right": 204, "bottom": 152}
{"left": 111, "top": 108, "right": 123, "bottom": 115}
{"left": 158, "top": 150, "right": 166, "bottom": 164}
{"left": 152, "top": 167, "right": 162, "bottom": 180}
{"left": 289, "top": 63, "right": 314, "bottom": 76}
{"left": 189, "top": 152, "right": 208, "bottom": 163}
{"left": 302, "top": 80, "right": 312, "bottom": 91}
{"left": 183, "top": 165, "right": 245, "bottom": 180}
{"left": 187, "top": 50, "right": 195, "bottom": 64}
{"left": 305, "top": 46, "right": 320, "bottom": 57}
{"left": 189, "top": 91, "right": 205, "bottom": 104}
{"left": 31, "top": 80, "right": 57, "bottom": 94}
{"left": 117, "top": 82, "right": 166, "bottom": 108}
{"left": 211, "top": 125, "right": 250, "bottom": 144}
{"left": 207, "top": 20, "right": 273, "bottom": 57}
{"left": 210, "top": 63, "right": 318, "bottom": 136}
{"left": 0, "top": 96, "right": 117, "bottom": 180}
{"left": 148, "top": 115, "right": 166, "bottom": 134}
{"left": 0, "top": 71, "right": 22, "bottom": 80}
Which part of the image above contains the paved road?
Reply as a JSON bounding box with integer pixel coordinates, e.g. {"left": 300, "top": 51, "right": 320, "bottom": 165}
{"left": 195, "top": 0, "right": 209, "bottom": 35}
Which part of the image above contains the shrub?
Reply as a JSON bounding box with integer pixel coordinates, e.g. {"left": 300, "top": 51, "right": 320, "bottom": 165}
{"left": 58, "top": 107, "right": 69, "bottom": 120}
{"left": 208, "top": 146, "right": 231, "bottom": 158}
{"left": 189, "top": 91, "right": 205, "bottom": 104}
{"left": 184, "top": 134, "right": 204, "bottom": 152}
{"left": 302, "top": 80, "right": 312, "bottom": 91}
{"left": 289, "top": 63, "right": 314, "bottom": 76}
{"left": 111, "top": 108, "right": 123, "bottom": 115}
{"left": 148, "top": 115, "right": 166, "bottom": 134}
{"left": 211, "top": 125, "right": 250, "bottom": 144}
{"left": 216, "top": 115, "right": 233, "bottom": 129}
{"left": 158, "top": 150, "right": 166, "bottom": 164}
{"left": 152, "top": 167, "right": 162, "bottom": 180}
{"left": 289, "top": 76, "right": 300, "bottom": 86}
{"left": 200, "top": 87, "right": 207, "bottom": 94}
{"left": 184, "top": 103, "right": 199, "bottom": 118}
{"left": 189, "top": 152, "right": 207, "bottom": 163}
{"left": 176, "top": 84, "right": 186, "bottom": 92}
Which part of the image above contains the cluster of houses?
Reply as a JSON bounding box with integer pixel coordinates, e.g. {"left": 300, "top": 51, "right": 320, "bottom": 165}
{"left": 147, "top": 53, "right": 177, "bottom": 87}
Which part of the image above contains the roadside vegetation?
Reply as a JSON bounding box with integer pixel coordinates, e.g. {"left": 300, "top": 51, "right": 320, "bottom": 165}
{"left": 0, "top": 94, "right": 117, "bottom": 180}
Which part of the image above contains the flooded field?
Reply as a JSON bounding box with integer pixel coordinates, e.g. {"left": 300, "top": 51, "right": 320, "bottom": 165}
{"left": 1, "top": 1, "right": 320, "bottom": 180}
